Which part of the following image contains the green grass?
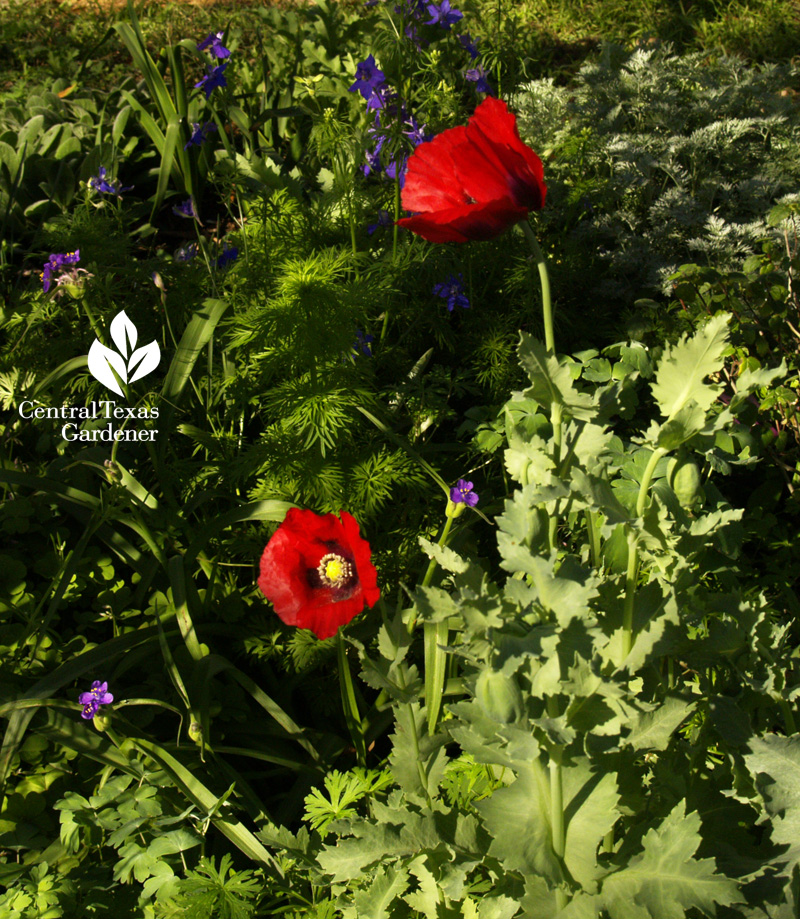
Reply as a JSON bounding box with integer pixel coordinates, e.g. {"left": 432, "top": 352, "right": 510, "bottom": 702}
{"left": 0, "top": 0, "right": 798, "bottom": 99}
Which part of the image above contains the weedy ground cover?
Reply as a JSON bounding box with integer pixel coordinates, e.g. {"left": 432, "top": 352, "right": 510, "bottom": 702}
{"left": 1, "top": 0, "right": 800, "bottom": 916}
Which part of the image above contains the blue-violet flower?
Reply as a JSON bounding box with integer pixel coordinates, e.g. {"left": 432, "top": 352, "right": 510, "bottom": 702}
{"left": 195, "top": 62, "right": 228, "bottom": 99}
{"left": 184, "top": 121, "right": 218, "bottom": 150}
{"left": 433, "top": 273, "right": 470, "bottom": 311}
{"left": 42, "top": 251, "right": 80, "bottom": 293}
{"left": 197, "top": 31, "right": 230, "bottom": 59}
{"left": 79, "top": 680, "right": 114, "bottom": 720}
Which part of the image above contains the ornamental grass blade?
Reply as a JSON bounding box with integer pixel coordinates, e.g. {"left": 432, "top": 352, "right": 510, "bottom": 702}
{"left": 152, "top": 118, "right": 183, "bottom": 221}
{"left": 183, "top": 499, "right": 295, "bottom": 570}
{"left": 130, "top": 737, "right": 284, "bottom": 876}
{"left": 161, "top": 298, "right": 229, "bottom": 411}
{"left": 338, "top": 632, "right": 367, "bottom": 766}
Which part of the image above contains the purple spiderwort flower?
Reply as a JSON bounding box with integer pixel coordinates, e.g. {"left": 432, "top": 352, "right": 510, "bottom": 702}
{"left": 433, "top": 273, "right": 470, "bottom": 311}
{"left": 195, "top": 62, "right": 228, "bottom": 99}
{"left": 184, "top": 121, "right": 218, "bottom": 150}
{"left": 42, "top": 251, "right": 80, "bottom": 293}
{"left": 197, "top": 31, "right": 231, "bottom": 59}
{"left": 172, "top": 198, "right": 198, "bottom": 220}
{"left": 216, "top": 244, "right": 238, "bottom": 268}
{"left": 458, "top": 31, "right": 479, "bottom": 59}
{"left": 367, "top": 209, "right": 393, "bottom": 234}
{"left": 88, "top": 167, "right": 132, "bottom": 196}
{"left": 79, "top": 680, "right": 114, "bottom": 720}
{"left": 450, "top": 479, "right": 479, "bottom": 506}
{"left": 465, "top": 66, "right": 495, "bottom": 95}
{"left": 425, "top": 0, "right": 463, "bottom": 29}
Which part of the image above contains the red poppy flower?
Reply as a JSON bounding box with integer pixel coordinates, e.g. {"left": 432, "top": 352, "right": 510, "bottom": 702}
{"left": 397, "top": 97, "right": 546, "bottom": 243}
{"left": 258, "top": 508, "right": 380, "bottom": 640}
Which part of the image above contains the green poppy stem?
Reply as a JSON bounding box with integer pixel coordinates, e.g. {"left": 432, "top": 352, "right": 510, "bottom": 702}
{"left": 621, "top": 447, "right": 666, "bottom": 658}
{"left": 522, "top": 220, "right": 555, "bottom": 356}
{"left": 337, "top": 630, "right": 367, "bottom": 765}
{"left": 522, "top": 219, "right": 560, "bottom": 550}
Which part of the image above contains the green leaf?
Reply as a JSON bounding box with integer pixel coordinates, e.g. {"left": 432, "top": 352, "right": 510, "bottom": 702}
{"left": 600, "top": 801, "right": 741, "bottom": 918}
{"left": 650, "top": 313, "right": 729, "bottom": 421}
{"left": 518, "top": 334, "right": 596, "bottom": 421}
{"left": 388, "top": 703, "right": 449, "bottom": 805}
{"left": 744, "top": 734, "right": 800, "bottom": 879}
{"left": 353, "top": 864, "right": 409, "bottom": 919}
{"left": 624, "top": 696, "right": 694, "bottom": 752}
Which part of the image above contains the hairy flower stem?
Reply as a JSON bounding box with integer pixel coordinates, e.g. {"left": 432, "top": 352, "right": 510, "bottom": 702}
{"left": 522, "top": 221, "right": 561, "bottom": 550}
{"left": 522, "top": 221, "right": 555, "bottom": 355}
{"left": 622, "top": 448, "right": 667, "bottom": 658}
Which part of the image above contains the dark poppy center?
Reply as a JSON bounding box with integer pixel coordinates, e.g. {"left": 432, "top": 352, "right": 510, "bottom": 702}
{"left": 306, "top": 545, "right": 358, "bottom": 597}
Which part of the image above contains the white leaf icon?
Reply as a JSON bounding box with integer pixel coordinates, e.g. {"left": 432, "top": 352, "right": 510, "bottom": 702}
{"left": 110, "top": 310, "right": 137, "bottom": 359}
{"left": 88, "top": 340, "right": 128, "bottom": 396}
{"left": 128, "top": 340, "right": 161, "bottom": 384}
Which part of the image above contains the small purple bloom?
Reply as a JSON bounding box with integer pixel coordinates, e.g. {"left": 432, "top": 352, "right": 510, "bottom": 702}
{"left": 367, "top": 209, "right": 393, "bottom": 235}
{"left": 195, "top": 62, "right": 228, "bottom": 99}
{"left": 175, "top": 242, "right": 199, "bottom": 262}
{"left": 403, "top": 114, "right": 432, "bottom": 147}
{"left": 465, "top": 66, "right": 494, "bottom": 95}
{"left": 349, "top": 55, "right": 386, "bottom": 103}
{"left": 216, "top": 244, "right": 238, "bottom": 268}
{"left": 88, "top": 166, "right": 132, "bottom": 196}
{"left": 450, "top": 479, "right": 479, "bottom": 506}
{"left": 425, "top": 0, "right": 463, "bottom": 29}
{"left": 42, "top": 250, "right": 80, "bottom": 293}
{"left": 458, "top": 31, "right": 479, "bottom": 59}
{"left": 172, "top": 198, "right": 198, "bottom": 220}
{"left": 433, "top": 273, "right": 470, "bottom": 311}
{"left": 352, "top": 328, "right": 375, "bottom": 356}
{"left": 79, "top": 680, "right": 114, "bottom": 720}
{"left": 184, "top": 121, "right": 218, "bottom": 150}
{"left": 197, "top": 31, "right": 231, "bottom": 59}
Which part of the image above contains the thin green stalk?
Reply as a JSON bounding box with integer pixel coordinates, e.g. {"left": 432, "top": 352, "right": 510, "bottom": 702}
{"left": 549, "top": 756, "right": 568, "bottom": 912}
{"left": 337, "top": 632, "right": 367, "bottom": 765}
{"left": 409, "top": 514, "right": 454, "bottom": 634}
{"left": 521, "top": 221, "right": 561, "bottom": 550}
{"left": 621, "top": 448, "right": 666, "bottom": 658}
{"left": 381, "top": 174, "right": 402, "bottom": 346}
{"left": 522, "top": 220, "right": 555, "bottom": 356}
{"left": 585, "top": 509, "right": 601, "bottom": 569}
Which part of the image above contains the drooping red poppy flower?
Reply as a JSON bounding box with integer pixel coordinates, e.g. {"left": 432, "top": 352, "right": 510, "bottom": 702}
{"left": 258, "top": 508, "right": 380, "bottom": 640}
{"left": 397, "top": 97, "right": 546, "bottom": 244}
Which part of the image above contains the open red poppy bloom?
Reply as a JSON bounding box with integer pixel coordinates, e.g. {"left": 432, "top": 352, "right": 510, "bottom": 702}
{"left": 397, "top": 97, "right": 546, "bottom": 244}
{"left": 258, "top": 508, "right": 380, "bottom": 640}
